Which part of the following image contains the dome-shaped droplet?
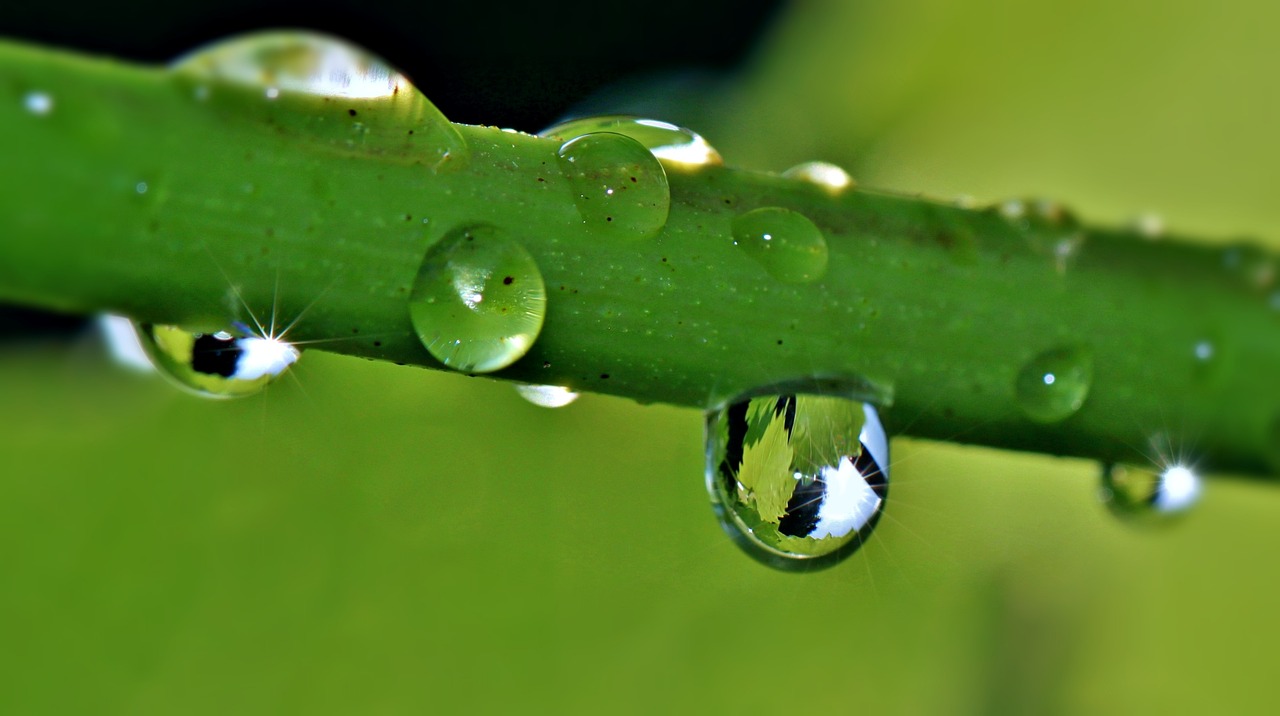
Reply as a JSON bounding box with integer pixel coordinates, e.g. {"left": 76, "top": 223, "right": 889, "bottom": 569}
{"left": 706, "top": 394, "right": 889, "bottom": 571}
{"left": 172, "top": 31, "right": 466, "bottom": 170}
{"left": 514, "top": 384, "right": 579, "bottom": 408}
{"left": 556, "top": 133, "right": 671, "bottom": 241}
{"left": 1014, "top": 346, "right": 1093, "bottom": 423}
{"left": 1101, "top": 462, "right": 1202, "bottom": 523}
{"left": 136, "top": 323, "right": 300, "bottom": 398}
{"left": 731, "top": 206, "right": 829, "bottom": 284}
{"left": 782, "top": 161, "right": 855, "bottom": 193}
{"left": 409, "top": 224, "right": 546, "bottom": 373}
{"left": 540, "top": 115, "right": 722, "bottom": 168}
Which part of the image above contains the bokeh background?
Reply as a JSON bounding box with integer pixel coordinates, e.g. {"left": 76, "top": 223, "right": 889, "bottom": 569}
{"left": 3, "top": 1, "right": 1278, "bottom": 713}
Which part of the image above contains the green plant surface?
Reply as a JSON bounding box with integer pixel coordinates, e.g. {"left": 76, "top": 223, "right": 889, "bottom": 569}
{"left": 1, "top": 39, "right": 1276, "bottom": 475}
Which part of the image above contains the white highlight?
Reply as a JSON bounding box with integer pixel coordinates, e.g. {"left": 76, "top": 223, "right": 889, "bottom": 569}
{"left": 515, "top": 384, "right": 579, "bottom": 408}
{"left": 635, "top": 119, "right": 722, "bottom": 167}
{"left": 1194, "top": 341, "right": 1214, "bottom": 361}
{"left": 98, "top": 314, "right": 155, "bottom": 372}
{"left": 232, "top": 336, "right": 300, "bottom": 380}
{"left": 23, "top": 91, "right": 53, "bottom": 116}
{"left": 782, "top": 161, "right": 854, "bottom": 193}
{"left": 809, "top": 458, "right": 882, "bottom": 540}
{"left": 1154, "top": 464, "right": 1202, "bottom": 513}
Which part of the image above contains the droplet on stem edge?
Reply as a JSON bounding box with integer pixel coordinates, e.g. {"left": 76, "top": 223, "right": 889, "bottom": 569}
{"left": 556, "top": 132, "right": 671, "bottom": 241}
{"left": 135, "top": 322, "right": 300, "bottom": 398}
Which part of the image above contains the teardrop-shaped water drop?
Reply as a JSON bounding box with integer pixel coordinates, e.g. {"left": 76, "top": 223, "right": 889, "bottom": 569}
{"left": 731, "top": 206, "right": 829, "bottom": 284}
{"left": 1014, "top": 346, "right": 1093, "bottom": 423}
{"left": 514, "top": 384, "right": 579, "bottom": 408}
{"left": 782, "top": 161, "right": 855, "bottom": 193}
{"left": 556, "top": 132, "right": 671, "bottom": 241}
{"left": 136, "top": 322, "right": 300, "bottom": 398}
{"left": 540, "top": 115, "right": 722, "bottom": 168}
{"left": 1101, "top": 462, "right": 1202, "bottom": 523}
{"left": 706, "top": 393, "right": 889, "bottom": 571}
{"left": 409, "top": 224, "right": 547, "bottom": 373}
{"left": 172, "top": 31, "right": 466, "bottom": 170}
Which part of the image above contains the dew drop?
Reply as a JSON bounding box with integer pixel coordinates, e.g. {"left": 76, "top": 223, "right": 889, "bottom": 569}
{"left": 996, "top": 197, "right": 1085, "bottom": 273}
{"left": 1132, "top": 212, "right": 1165, "bottom": 239}
{"left": 23, "top": 91, "right": 53, "bottom": 116}
{"left": 136, "top": 323, "right": 300, "bottom": 398}
{"left": 540, "top": 115, "right": 722, "bottom": 168}
{"left": 731, "top": 207, "right": 829, "bottom": 284}
{"left": 1101, "top": 462, "right": 1202, "bottom": 522}
{"left": 706, "top": 393, "right": 889, "bottom": 571}
{"left": 556, "top": 133, "right": 671, "bottom": 241}
{"left": 782, "top": 161, "right": 855, "bottom": 193}
{"left": 1014, "top": 346, "right": 1093, "bottom": 423}
{"left": 514, "top": 384, "right": 579, "bottom": 408}
{"left": 409, "top": 224, "right": 546, "bottom": 373}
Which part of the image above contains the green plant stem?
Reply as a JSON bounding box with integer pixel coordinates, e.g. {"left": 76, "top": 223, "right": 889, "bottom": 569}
{"left": 1, "top": 39, "right": 1277, "bottom": 476}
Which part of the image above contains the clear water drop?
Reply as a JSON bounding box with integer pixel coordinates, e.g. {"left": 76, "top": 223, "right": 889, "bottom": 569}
{"left": 1101, "top": 462, "right": 1202, "bottom": 522}
{"left": 408, "top": 224, "right": 547, "bottom": 373}
{"left": 1014, "top": 346, "right": 1093, "bottom": 423}
{"left": 556, "top": 133, "right": 671, "bottom": 241}
{"left": 514, "top": 384, "right": 579, "bottom": 408}
{"left": 782, "top": 161, "right": 855, "bottom": 193}
{"left": 540, "top": 115, "right": 722, "bottom": 168}
{"left": 706, "top": 393, "right": 889, "bottom": 571}
{"left": 996, "top": 197, "right": 1085, "bottom": 273}
{"left": 731, "top": 206, "right": 829, "bottom": 284}
{"left": 136, "top": 323, "right": 300, "bottom": 398}
{"left": 1132, "top": 212, "right": 1165, "bottom": 239}
{"left": 23, "top": 91, "right": 53, "bottom": 116}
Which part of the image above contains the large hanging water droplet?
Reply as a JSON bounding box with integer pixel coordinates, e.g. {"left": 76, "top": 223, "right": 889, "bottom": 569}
{"left": 706, "top": 393, "right": 889, "bottom": 571}
{"left": 731, "top": 207, "right": 829, "bottom": 284}
{"left": 172, "top": 31, "right": 466, "bottom": 170}
{"left": 409, "top": 224, "right": 547, "bottom": 373}
{"left": 1101, "top": 462, "right": 1202, "bottom": 523}
{"left": 1014, "top": 346, "right": 1093, "bottom": 423}
{"left": 136, "top": 323, "right": 300, "bottom": 398}
{"left": 514, "top": 384, "right": 579, "bottom": 408}
{"left": 556, "top": 133, "right": 671, "bottom": 241}
{"left": 540, "top": 115, "right": 722, "bottom": 168}
{"left": 782, "top": 161, "right": 855, "bottom": 193}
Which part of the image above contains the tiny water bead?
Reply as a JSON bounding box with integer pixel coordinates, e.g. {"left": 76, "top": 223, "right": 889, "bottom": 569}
{"left": 1014, "top": 346, "right": 1093, "bottom": 423}
{"left": 731, "top": 207, "right": 829, "bottom": 284}
{"left": 556, "top": 133, "right": 671, "bottom": 241}
{"left": 23, "top": 90, "right": 53, "bottom": 116}
{"left": 1101, "top": 463, "right": 1202, "bottom": 523}
{"left": 540, "top": 115, "right": 722, "bottom": 168}
{"left": 136, "top": 323, "right": 300, "bottom": 398}
{"left": 996, "top": 197, "right": 1086, "bottom": 273}
{"left": 782, "top": 161, "right": 855, "bottom": 193}
{"left": 706, "top": 394, "right": 889, "bottom": 571}
{"left": 514, "top": 384, "right": 579, "bottom": 408}
{"left": 408, "top": 224, "right": 547, "bottom": 373}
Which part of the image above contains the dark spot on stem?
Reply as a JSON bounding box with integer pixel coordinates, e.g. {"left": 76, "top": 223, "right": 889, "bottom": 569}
{"left": 408, "top": 129, "right": 415, "bottom": 135}
{"left": 503, "top": 276, "right": 514, "bottom": 285}
{"left": 348, "top": 109, "right": 358, "bottom": 117}
{"left": 599, "top": 373, "right": 610, "bottom": 380}
{"left": 404, "top": 214, "right": 412, "bottom": 221}
{"left": 373, "top": 341, "right": 382, "bottom": 347}
{"left": 776, "top": 339, "right": 783, "bottom": 345}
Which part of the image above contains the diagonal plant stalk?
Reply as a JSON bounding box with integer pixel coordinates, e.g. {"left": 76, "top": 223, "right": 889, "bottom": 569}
{"left": 0, "top": 38, "right": 1277, "bottom": 476}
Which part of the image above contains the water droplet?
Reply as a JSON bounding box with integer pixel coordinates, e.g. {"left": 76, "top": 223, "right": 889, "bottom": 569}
{"left": 514, "top": 384, "right": 579, "bottom": 408}
{"left": 781, "top": 161, "right": 855, "bottom": 193}
{"left": 731, "top": 207, "right": 829, "bottom": 284}
{"left": 996, "top": 197, "right": 1085, "bottom": 273}
{"left": 706, "top": 394, "right": 889, "bottom": 571}
{"left": 135, "top": 181, "right": 149, "bottom": 195}
{"left": 23, "top": 91, "right": 53, "bottom": 116}
{"left": 1132, "top": 212, "right": 1165, "bottom": 239}
{"left": 540, "top": 115, "right": 722, "bottom": 168}
{"left": 1014, "top": 346, "right": 1093, "bottom": 423}
{"left": 1101, "top": 462, "right": 1202, "bottom": 522}
{"left": 136, "top": 323, "right": 300, "bottom": 398}
{"left": 98, "top": 314, "right": 155, "bottom": 372}
{"left": 409, "top": 224, "right": 546, "bottom": 373}
{"left": 556, "top": 133, "right": 671, "bottom": 241}
{"left": 1193, "top": 340, "right": 1214, "bottom": 362}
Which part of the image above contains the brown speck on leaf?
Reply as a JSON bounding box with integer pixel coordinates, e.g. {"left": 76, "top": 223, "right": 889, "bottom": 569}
{"left": 599, "top": 373, "right": 610, "bottom": 380}
{"left": 348, "top": 108, "right": 357, "bottom": 117}
{"left": 408, "top": 129, "right": 415, "bottom": 135}
{"left": 503, "top": 276, "right": 514, "bottom": 285}
{"left": 405, "top": 214, "right": 412, "bottom": 221}
{"left": 373, "top": 341, "right": 382, "bottom": 347}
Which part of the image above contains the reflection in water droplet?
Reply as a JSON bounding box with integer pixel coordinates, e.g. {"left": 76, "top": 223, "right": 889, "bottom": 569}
{"left": 556, "top": 133, "right": 671, "bottom": 241}
{"left": 98, "top": 314, "right": 155, "bottom": 372}
{"left": 409, "top": 224, "right": 546, "bottom": 373}
{"left": 1014, "top": 346, "right": 1093, "bottom": 423}
{"left": 782, "top": 161, "right": 855, "bottom": 193}
{"left": 136, "top": 323, "right": 300, "bottom": 398}
{"left": 540, "top": 115, "right": 722, "bottom": 168}
{"left": 731, "top": 207, "right": 829, "bottom": 284}
{"left": 23, "top": 91, "right": 53, "bottom": 116}
{"left": 706, "top": 394, "right": 889, "bottom": 571}
{"left": 1101, "top": 462, "right": 1202, "bottom": 522}
{"left": 515, "top": 384, "right": 579, "bottom": 408}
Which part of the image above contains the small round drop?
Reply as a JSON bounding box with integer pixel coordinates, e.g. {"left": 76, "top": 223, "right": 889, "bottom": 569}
{"left": 540, "top": 115, "right": 722, "bottom": 168}
{"left": 23, "top": 91, "right": 53, "bottom": 116}
{"left": 782, "top": 161, "right": 855, "bottom": 193}
{"left": 706, "top": 394, "right": 889, "bottom": 571}
{"left": 1014, "top": 346, "right": 1093, "bottom": 423}
{"left": 408, "top": 224, "right": 547, "bottom": 373}
{"left": 556, "top": 132, "right": 671, "bottom": 241}
{"left": 1101, "top": 462, "right": 1202, "bottom": 523}
{"left": 136, "top": 323, "right": 300, "bottom": 398}
{"left": 514, "top": 384, "right": 579, "bottom": 408}
{"left": 731, "top": 207, "right": 829, "bottom": 284}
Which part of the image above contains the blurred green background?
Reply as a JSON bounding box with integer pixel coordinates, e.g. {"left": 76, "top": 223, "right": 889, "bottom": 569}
{"left": 3, "top": 1, "right": 1279, "bottom": 713}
